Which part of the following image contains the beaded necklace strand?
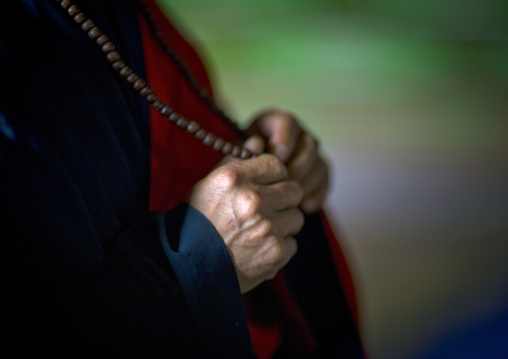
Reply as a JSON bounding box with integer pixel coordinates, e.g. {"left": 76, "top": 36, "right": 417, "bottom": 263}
{"left": 54, "top": 0, "right": 256, "bottom": 160}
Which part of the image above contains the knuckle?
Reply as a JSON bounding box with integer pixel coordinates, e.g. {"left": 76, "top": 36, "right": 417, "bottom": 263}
{"left": 293, "top": 181, "right": 304, "bottom": 202}
{"left": 237, "top": 190, "right": 262, "bottom": 217}
{"left": 214, "top": 165, "right": 241, "bottom": 189}
{"left": 285, "top": 180, "right": 304, "bottom": 205}
{"left": 263, "top": 153, "right": 282, "bottom": 166}
{"left": 259, "top": 238, "right": 298, "bottom": 281}
{"left": 289, "top": 207, "right": 304, "bottom": 233}
{"left": 265, "top": 242, "right": 284, "bottom": 266}
{"left": 265, "top": 154, "right": 288, "bottom": 178}
{"left": 256, "top": 219, "right": 274, "bottom": 238}
{"left": 263, "top": 238, "right": 298, "bottom": 274}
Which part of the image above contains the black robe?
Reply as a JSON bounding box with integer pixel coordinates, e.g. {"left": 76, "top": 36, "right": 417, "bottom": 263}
{"left": 1, "top": 1, "right": 363, "bottom": 357}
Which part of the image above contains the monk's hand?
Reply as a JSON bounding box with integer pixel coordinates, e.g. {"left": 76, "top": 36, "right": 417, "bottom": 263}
{"left": 247, "top": 109, "right": 330, "bottom": 213}
{"left": 188, "top": 153, "right": 304, "bottom": 293}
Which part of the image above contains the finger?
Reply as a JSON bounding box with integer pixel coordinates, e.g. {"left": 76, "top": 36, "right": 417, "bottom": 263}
{"left": 300, "top": 158, "right": 328, "bottom": 198}
{"left": 261, "top": 180, "right": 303, "bottom": 211}
{"left": 273, "top": 206, "right": 305, "bottom": 237}
{"left": 215, "top": 136, "right": 265, "bottom": 168}
{"left": 301, "top": 182, "right": 329, "bottom": 214}
{"left": 232, "top": 153, "right": 288, "bottom": 185}
{"left": 243, "top": 135, "right": 265, "bottom": 155}
{"left": 258, "top": 111, "right": 300, "bottom": 162}
{"left": 287, "top": 133, "right": 319, "bottom": 182}
{"left": 276, "top": 236, "right": 298, "bottom": 272}
{"left": 262, "top": 235, "right": 298, "bottom": 276}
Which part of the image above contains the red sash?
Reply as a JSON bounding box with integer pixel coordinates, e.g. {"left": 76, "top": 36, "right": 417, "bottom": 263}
{"left": 139, "top": 1, "right": 359, "bottom": 356}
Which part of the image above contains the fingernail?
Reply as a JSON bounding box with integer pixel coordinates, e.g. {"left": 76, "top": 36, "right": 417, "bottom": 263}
{"left": 274, "top": 145, "right": 289, "bottom": 161}
{"left": 301, "top": 200, "right": 316, "bottom": 214}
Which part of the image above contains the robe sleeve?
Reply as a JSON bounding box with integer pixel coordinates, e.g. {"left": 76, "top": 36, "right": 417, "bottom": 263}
{"left": 159, "top": 202, "right": 253, "bottom": 357}
{"left": 0, "top": 100, "right": 252, "bottom": 358}
{"left": 1, "top": 1, "right": 253, "bottom": 357}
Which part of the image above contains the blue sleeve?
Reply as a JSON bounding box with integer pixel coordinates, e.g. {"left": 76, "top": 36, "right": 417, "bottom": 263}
{"left": 158, "top": 203, "right": 253, "bottom": 357}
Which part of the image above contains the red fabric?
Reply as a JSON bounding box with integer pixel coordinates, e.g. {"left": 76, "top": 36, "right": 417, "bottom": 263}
{"left": 138, "top": 1, "right": 360, "bottom": 356}
{"left": 242, "top": 272, "right": 317, "bottom": 359}
{"left": 245, "top": 323, "right": 282, "bottom": 359}
{"left": 140, "top": 0, "right": 244, "bottom": 212}
{"left": 320, "top": 210, "right": 359, "bottom": 326}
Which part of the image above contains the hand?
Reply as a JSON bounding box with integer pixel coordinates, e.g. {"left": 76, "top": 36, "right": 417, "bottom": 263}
{"left": 247, "top": 109, "right": 330, "bottom": 213}
{"left": 188, "top": 152, "right": 304, "bottom": 293}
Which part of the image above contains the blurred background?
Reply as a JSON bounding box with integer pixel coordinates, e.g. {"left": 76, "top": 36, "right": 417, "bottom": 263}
{"left": 160, "top": 0, "right": 508, "bottom": 358}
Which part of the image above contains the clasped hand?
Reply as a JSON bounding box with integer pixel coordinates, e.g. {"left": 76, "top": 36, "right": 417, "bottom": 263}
{"left": 188, "top": 109, "right": 329, "bottom": 293}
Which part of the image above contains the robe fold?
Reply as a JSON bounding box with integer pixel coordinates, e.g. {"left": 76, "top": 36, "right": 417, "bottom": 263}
{"left": 1, "top": 0, "right": 364, "bottom": 357}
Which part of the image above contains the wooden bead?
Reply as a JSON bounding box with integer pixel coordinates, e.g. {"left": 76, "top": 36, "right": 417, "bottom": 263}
{"left": 152, "top": 100, "right": 164, "bottom": 111}
{"left": 186, "top": 121, "right": 200, "bottom": 134}
{"left": 111, "top": 60, "right": 125, "bottom": 71}
{"left": 232, "top": 145, "right": 241, "bottom": 157}
{"left": 176, "top": 118, "right": 189, "bottom": 128}
{"left": 88, "top": 27, "right": 102, "bottom": 40}
{"left": 195, "top": 129, "right": 207, "bottom": 140}
{"left": 60, "top": 0, "right": 71, "bottom": 10}
{"left": 96, "top": 34, "right": 109, "bottom": 46}
{"left": 160, "top": 105, "right": 173, "bottom": 116}
{"left": 139, "top": 87, "right": 152, "bottom": 97}
{"left": 106, "top": 50, "right": 120, "bottom": 63}
{"left": 67, "top": 5, "right": 80, "bottom": 16}
{"left": 73, "top": 13, "right": 86, "bottom": 24}
{"left": 101, "top": 42, "right": 115, "bottom": 53}
{"left": 168, "top": 112, "right": 180, "bottom": 122}
{"left": 213, "top": 138, "right": 225, "bottom": 151}
{"left": 240, "top": 149, "right": 252, "bottom": 159}
{"left": 81, "top": 19, "right": 95, "bottom": 31}
{"left": 203, "top": 133, "right": 216, "bottom": 146}
{"left": 145, "top": 93, "right": 157, "bottom": 103}
{"left": 222, "top": 142, "right": 233, "bottom": 154}
{"left": 132, "top": 78, "right": 145, "bottom": 91}
{"left": 126, "top": 73, "right": 139, "bottom": 83}
{"left": 119, "top": 66, "right": 132, "bottom": 77}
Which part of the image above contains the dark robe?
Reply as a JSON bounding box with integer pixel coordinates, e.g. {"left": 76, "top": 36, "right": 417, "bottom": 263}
{"left": 1, "top": 0, "right": 364, "bottom": 357}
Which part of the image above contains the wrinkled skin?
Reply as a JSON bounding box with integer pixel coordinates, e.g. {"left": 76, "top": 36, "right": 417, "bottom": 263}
{"left": 188, "top": 109, "right": 330, "bottom": 293}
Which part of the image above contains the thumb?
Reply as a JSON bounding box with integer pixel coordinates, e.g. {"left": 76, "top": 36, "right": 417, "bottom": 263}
{"left": 243, "top": 135, "right": 265, "bottom": 155}
{"left": 258, "top": 112, "right": 300, "bottom": 162}
{"left": 215, "top": 136, "right": 265, "bottom": 167}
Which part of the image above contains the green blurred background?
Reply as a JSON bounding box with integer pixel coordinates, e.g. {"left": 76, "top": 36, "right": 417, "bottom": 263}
{"left": 159, "top": 0, "right": 508, "bottom": 358}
